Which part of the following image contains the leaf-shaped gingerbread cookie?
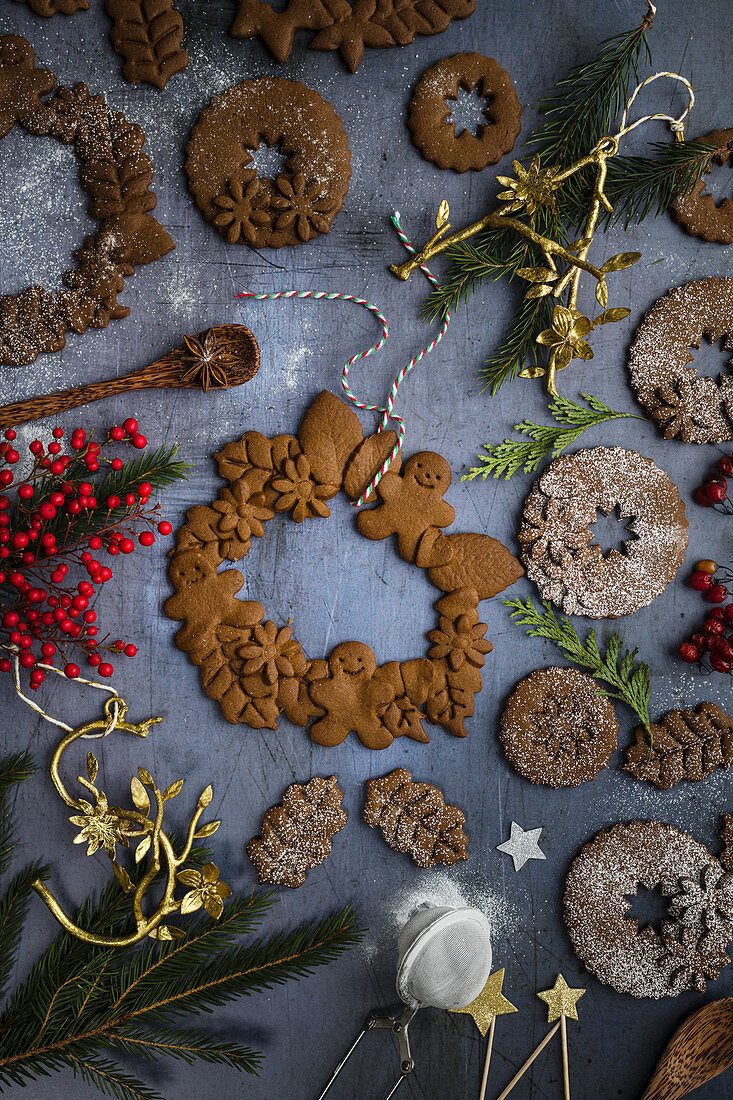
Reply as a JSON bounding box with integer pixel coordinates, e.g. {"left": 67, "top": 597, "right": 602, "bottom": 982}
{"left": 624, "top": 702, "right": 733, "bottom": 790}
{"left": 428, "top": 532, "right": 523, "bottom": 600}
{"left": 247, "top": 775, "right": 347, "bottom": 888}
{"left": 106, "top": 0, "right": 189, "bottom": 90}
{"left": 363, "top": 768, "right": 468, "bottom": 868}
{"left": 298, "top": 390, "right": 363, "bottom": 486}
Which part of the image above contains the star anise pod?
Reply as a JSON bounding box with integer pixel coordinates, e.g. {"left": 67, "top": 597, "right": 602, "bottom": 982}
{"left": 181, "top": 330, "right": 237, "bottom": 392}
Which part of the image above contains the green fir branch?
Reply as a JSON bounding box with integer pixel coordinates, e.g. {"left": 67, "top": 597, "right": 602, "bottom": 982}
{"left": 0, "top": 759, "right": 362, "bottom": 1097}
{"left": 479, "top": 294, "right": 555, "bottom": 394}
{"left": 526, "top": 8, "right": 652, "bottom": 171}
{"left": 601, "top": 138, "right": 718, "bottom": 224}
{"left": 0, "top": 754, "right": 35, "bottom": 878}
{"left": 505, "top": 596, "right": 651, "bottom": 729}
{"left": 463, "top": 393, "right": 644, "bottom": 479}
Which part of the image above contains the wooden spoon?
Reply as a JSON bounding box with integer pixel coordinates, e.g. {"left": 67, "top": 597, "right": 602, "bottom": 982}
{"left": 640, "top": 997, "right": 733, "bottom": 1100}
{"left": 0, "top": 324, "right": 260, "bottom": 429}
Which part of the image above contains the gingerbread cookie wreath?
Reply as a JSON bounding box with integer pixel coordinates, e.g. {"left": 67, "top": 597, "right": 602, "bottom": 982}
{"left": 628, "top": 277, "right": 733, "bottom": 443}
{"left": 164, "top": 391, "right": 523, "bottom": 747}
{"left": 185, "top": 78, "right": 351, "bottom": 249}
{"left": 408, "top": 53, "right": 522, "bottom": 173}
{"left": 564, "top": 820, "right": 733, "bottom": 999}
{"left": 518, "top": 446, "right": 688, "bottom": 618}
{"left": 0, "top": 35, "right": 173, "bottom": 367}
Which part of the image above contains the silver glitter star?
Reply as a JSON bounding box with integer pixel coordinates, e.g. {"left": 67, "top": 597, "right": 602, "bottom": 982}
{"left": 497, "top": 821, "right": 546, "bottom": 872}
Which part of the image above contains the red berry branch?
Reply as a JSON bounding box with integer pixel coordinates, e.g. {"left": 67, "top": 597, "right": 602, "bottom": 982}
{"left": 678, "top": 559, "right": 733, "bottom": 674}
{"left": 0, "top": 419, "right": 188, "bottom": 690}
{"left": 693, "top": 454, "right": 733, "bottom": 512}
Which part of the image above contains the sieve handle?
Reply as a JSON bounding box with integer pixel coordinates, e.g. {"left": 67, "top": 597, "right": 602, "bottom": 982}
{"left": 314, "top": 1006, "right": 417, "bottom": 1100}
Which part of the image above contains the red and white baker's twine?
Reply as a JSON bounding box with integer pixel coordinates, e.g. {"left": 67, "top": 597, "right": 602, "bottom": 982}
{"left": 236, "top": 212, "right": 451, "bottom": 507}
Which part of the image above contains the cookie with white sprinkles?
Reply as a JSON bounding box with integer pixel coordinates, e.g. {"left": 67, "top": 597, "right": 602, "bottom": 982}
{"left": 628, "top": 277, "right": 733, "bottom": 443}
{"left": 564, "top": 821, "right": 732, "bottom": 998}
{"left": 499, "top": 667, "right": 619, "bottom": 787}
{"left": 518, "top": 446, "right": 688, "bottom": 618}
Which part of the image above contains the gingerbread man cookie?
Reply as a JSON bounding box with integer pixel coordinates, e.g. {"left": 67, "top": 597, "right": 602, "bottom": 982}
{"left": 309, "top": 642, "right": 396, "bottom": 749}
{"left": 164, "top": 551, "right": 263, "bottom": 654}
{"left": 357, "top": 451, "right": 455, "bottom": 565}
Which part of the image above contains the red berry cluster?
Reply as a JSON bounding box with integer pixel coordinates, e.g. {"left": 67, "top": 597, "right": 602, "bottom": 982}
{"left": 693, "top": 455, "right": 733, "bottom": 512}
{"left": 678, "top": 559, "right": 733, "bottom": 673}
{"left": 0, "top": 419, "right": 176, "bottom": 690}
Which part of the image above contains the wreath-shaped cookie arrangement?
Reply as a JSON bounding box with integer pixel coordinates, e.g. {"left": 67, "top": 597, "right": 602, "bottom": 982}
{"left": 0, "top": 34, "right": 173, "bottom": 366}
{"left": 164, "top": 390, "right": 523, "bottom": 748}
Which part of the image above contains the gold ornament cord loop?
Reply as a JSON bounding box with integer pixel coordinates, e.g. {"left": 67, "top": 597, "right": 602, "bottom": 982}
{"left": 615, "top": 72, "right": 695, "bottom": 143}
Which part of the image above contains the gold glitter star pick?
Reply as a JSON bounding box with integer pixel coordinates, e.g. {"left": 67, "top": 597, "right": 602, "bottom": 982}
{"left": 451, "top": 968, "right": 517, "bottom": 1036}
{"left": 537, "top": 973, "right": 586, "bottom": 1023}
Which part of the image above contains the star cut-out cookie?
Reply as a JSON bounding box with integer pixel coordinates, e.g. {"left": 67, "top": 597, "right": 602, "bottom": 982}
{"left": 497, "top": 821, "right": 546, "bottom": 871}
{"left": 537, "top": 973, "right": 585, "bottom": 1022}
{"left": 450, "top": 968, "right": 517, "bottom": 1035}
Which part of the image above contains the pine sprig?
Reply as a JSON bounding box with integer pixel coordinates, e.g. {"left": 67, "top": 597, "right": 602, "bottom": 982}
{"left": 526, "top": 11, "right": 652, "bottom": 171}
{"left": 505, "top": 596, "right": 651, "bottom": 729}
{"left": 463, "top": 393, "right": 643, "bottom": 479}
{"left": 0, "top": 759, "right": 362, "bottom": 1097}
{"left": 601, "top": 138, "right": 718, "bottom": 225}
{"left": 479, "top": 294, "right": 556, "bottom": 395}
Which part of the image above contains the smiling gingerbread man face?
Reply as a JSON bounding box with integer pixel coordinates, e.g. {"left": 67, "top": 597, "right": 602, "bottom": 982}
{"left": 328, "top": 641, "right": 377, "bottom": 678}
{"left": 403, "top": 452, "right": 452, "bottom": 491}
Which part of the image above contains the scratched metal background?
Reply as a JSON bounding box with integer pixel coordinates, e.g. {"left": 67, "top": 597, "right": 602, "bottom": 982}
{"left": 1, "top": 0, "right": 732, "bottom": 1096}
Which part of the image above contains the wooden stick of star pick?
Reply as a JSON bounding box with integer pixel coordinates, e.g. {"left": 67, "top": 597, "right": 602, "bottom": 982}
{"left": 494, "top": 974, "right": 584, "bottom": 1100}
{"left": 449, "top": 969, "right": 517, "bottom": 1100}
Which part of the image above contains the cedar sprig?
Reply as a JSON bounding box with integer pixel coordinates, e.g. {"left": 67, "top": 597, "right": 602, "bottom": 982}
{"left": 463, "top": 393, "right": 643, "bottom": 480}
{"left": 505, "top": 596, "right": 651, "bottom": 729}
{"left": 0, "top": 756, "right": 362, "bottom": 1098}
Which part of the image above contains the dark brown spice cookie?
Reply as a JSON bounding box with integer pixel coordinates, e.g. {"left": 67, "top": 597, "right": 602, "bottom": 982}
{"left": 408, "top": 53, "right": 521, "bottom": 172}
{"left": 624, "top": 702, "right": 733, "bottom": 790}
{"left": 628, "top": 277, "right": 733, "bottom": 443}
{"left": 564, "top": 821, "right": 732, "bottom": 998}
{"left": 363, "top": 767, "right": 468, "bottom": 868}
{"left": 356, "top": 451, "right": 455, "bottom": 564}
{"left": 518, "top": 446, "right": 688, "bottom": 618}
{"left": 185, "top": 78, "right": 351, "bottom": 249}
{"left": 500, "top": 667, "right": 619, "bottom": 788}
{"left": 0, "top": 36, "right": 173, "bottom": 367}
{"left": 246, "top": 775, "right": 347, "bottom": 889}
{"left": 11, "top": 0, "right": 88, "bottom": 14}
{"left": 671, "top": 128, "right": 733, "bottom": 244}
{"left": 229, "top": 0, "right": 476, "bottom": 73}
{"left": 106, "top": 0, "right": 189, "bottom": 90}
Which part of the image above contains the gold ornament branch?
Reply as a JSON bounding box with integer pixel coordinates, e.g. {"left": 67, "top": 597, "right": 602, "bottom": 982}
{"left": 31, "top": 698, "right": 230, "bottom": 947}
{"left": 389, "top": 140, "right": 641, "bottom": 396}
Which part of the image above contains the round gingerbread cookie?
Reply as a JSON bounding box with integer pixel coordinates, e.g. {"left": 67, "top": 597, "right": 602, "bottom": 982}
{"left": 564, "top": 821, "right": 732, "bottom": 998}
{"left": 408, "top": 53, "right": 521, "bottom": 172}
{"left": 628, "top": 277, "right": 733, "bottom": 443}
{"left": 499, "top": 667, "right": 619, "bottom": 788}
{"left": 670, "top": 128, "right": 733, "bottom": 245}
{"left": 518, "top": 447, "right": 688, "bottom": 619}
{"left": 185, "top": 77, "right": 351, "bottom": 249}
